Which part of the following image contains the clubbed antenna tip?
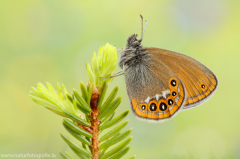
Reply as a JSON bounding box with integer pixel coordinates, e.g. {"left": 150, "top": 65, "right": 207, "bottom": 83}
{"left": 140, "top": 15, "right": 147, "bottom": 42}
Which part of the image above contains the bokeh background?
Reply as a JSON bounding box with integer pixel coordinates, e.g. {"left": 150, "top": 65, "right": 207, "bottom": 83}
{"left": 1, "top": 0, "right": 240, "bottom": 158}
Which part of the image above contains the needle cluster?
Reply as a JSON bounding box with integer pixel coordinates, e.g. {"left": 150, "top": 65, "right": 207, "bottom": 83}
{"left": 30, "top": 44, "right": 135, "bottom": 159}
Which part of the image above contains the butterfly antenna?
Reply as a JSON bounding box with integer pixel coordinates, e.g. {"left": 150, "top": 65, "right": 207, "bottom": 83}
{"left": 140, "top": 14, "right": 143, "bottom": 40}
{"left": 140, "top": 15, "right": 147, "bottom": 42}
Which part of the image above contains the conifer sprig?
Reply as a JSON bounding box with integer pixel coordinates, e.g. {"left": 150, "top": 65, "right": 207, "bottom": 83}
{"left": 30, "top": 43, "right": 135, "bottom": 159}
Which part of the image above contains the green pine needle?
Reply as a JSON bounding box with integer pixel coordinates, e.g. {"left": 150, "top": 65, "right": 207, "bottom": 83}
{"left": 99, "top": 85, "right": 118, "bottom": 112}
{"left": 63, "top": 124, "right": 91, "bottom": 145}
{"left": 99, "top": 128, "right": 133, "bottom": 150}
{"left": 98, "top": 96, "right": 122, "bottom": 120}
{"left": 101, "top": 112, "right": 115, "bottom": 124}
{"left": 80, "top": 81, "right": 88, "bottom": 102}
{"left": 60, "top": 133, "right": 92, "bottom": 157}
{"left": 99, "top": 110, "right": 129, "bottom": 130}
{"left": 59, "top": 150, "right": 74, "bottom": 159}
{"left": 108, "top": 146, "right": 131, "bottom": 159}
{"left": 63, "top": 110, "right": 91, "bottom": 127}
{"left": 63, "top": 119, "right": 92, "bottom": 138}
{"left": 100, "top": 137, "right": 132, "bottom": 159}
{"left": 73, "top": 89, "right": 91, "bottom": 113}
{"left": 100, "top": 120, "right": 129, "bottom": 142}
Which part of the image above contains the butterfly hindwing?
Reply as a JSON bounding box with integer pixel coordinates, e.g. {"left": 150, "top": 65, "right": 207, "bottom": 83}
{"left": 124, "top": 52, "right": 187, "bottom": 121}
{"left": 146, "top": 47, "right": 218, "bottom": 110}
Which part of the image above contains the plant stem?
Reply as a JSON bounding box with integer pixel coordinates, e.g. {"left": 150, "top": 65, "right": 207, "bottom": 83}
{"left": 89, "top": 86, "right": 101, "bottom": 159}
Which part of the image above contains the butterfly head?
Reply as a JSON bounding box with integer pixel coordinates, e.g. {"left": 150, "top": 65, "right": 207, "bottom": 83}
{"left": 119, "top": 15, "right": 147, "bottom": 69}
{"left": 126, "top": 34, "right": 142, "bottom": 49}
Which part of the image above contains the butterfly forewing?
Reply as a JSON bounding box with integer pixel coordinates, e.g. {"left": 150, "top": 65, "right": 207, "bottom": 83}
{"left": 145, "top": 47, "right": 218, "bottom": 109}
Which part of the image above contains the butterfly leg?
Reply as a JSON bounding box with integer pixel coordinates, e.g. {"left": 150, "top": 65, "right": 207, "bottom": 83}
{"left": 114, "top": 45, "right": 124, "bottom": 53}
{"left": 99, "top": 73, "right": 124, "bottom": 79}
{"left": 99, "top": 70, "right": 124, "bottom": 79}
{"left": 114, "top": 45, "right": 136, "bottom": 53}
{"left": 114, "top": 70, "right": 124, "bottom": 75}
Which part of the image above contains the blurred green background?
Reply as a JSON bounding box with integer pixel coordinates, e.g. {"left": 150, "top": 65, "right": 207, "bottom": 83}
{"left": 1, "top": 0, "right": 239, "bottom": 158}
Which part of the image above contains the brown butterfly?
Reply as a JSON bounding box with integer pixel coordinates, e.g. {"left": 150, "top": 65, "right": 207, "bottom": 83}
{"left": 117, "top": 15, "right": 218, "bottom": 121}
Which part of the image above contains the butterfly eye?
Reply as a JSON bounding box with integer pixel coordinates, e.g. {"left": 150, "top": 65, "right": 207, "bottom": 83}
{"left": 171, "top": 90, "right": 178, "bottom": 99}
{"left": 171, "top": 80, "right": 177, "bottom": 86}
{"left": 132, "top": 41, "right": 140, "bottom": 46}
{"left": 142, "top": 105, "right": 146, "bottom": 110}
{"left": 172, "top": 91, "right": 177, "bottom": 97}
{"left": 169, "top": 78, "right": 178, "bottom": 88}
{"left": 159, "top": 102, "right": 167, "bottom": 111}
{"left": 168, "top": 99, "right": 174, "bottom": 106}
{"left": 139, "top": 103, "right": 147, "bottom": 111}
{"left": 200, "top": 83, "right": 207, "bottom": 91}
{"left": 149, "top": 103, "right": 157, "bottom": 111}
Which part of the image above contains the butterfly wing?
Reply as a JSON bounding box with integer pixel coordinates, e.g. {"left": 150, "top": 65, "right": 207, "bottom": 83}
{"left": 145, "top": 47, "right": 218, "bottom": 110}
{"left": 123, "top": 51, "right": 187, "bottom": 121}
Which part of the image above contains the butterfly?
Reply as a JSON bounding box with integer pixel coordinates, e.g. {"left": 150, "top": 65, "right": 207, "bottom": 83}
{"left": 117, "top": 15, "right": 218, "bottom": 121}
